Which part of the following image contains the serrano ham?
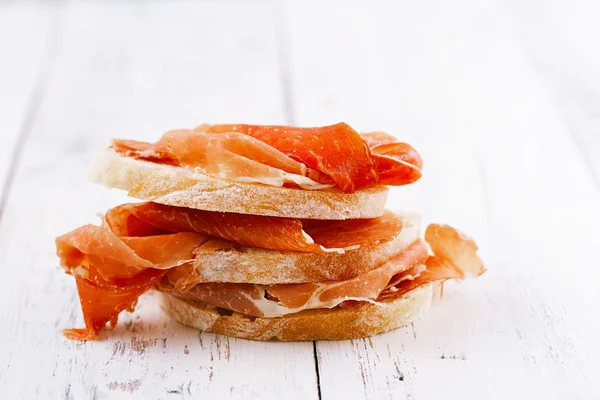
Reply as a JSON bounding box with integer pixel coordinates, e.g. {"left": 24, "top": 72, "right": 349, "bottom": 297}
{"left": 112, "top": 123, "right": 422, "bottom": 192}
{"left": 56, "top": 221, "right": 208, "bottom": 340}
{"left": 56, "top": 202, "right": 483, "bottom": 339}
{"left": 169, "top": 240, "right": 429, "bottom": 317}
{"left": 361, "top": 132, "right": 423, "bottom": 186}
{"left": 56, "top": 203, "right": 405, "bottom": 339}
{"left": 168, "top": 226, "right": 484, "bottom": 318}
{"left": 103, "top": 202, "right": 404, "bottom": 253}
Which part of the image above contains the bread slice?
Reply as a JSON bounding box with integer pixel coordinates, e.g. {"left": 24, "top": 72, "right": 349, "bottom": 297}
{"left": 193, "top": 212, "right": 420, "bottom": 284}
{"left": 89, "top": 149, "right": 389, "bottom": 220}
{"left": 160, "top": 284, "right": 433, "bottom": 341}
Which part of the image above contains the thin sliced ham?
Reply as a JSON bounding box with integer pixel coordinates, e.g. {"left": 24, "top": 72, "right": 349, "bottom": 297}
{"left": 112, "top": 123, "right": 422, "bottom": 192}
{"left": 171, "top": 225, "right": 484, "bottom": 318}
{"left": 197, "top": 123, "right": 377, "bottom": 191}
{"left": 380, "top": 223, "right": 485, "bottom": 299}
{"left": 106, "top": 202, "right": 404, "bottom": 253}
{"left": 202, "top": 124, "right": 423, "bottom": 189}
{"left": 58, "top": 219, "right": 483, "bottom": 340}
{"left": 173, "top": 239, "right": 429, "bottom": 318}
{"left": 56, "top": 204, "right": 405, "bottom": 339}
{"left": 112, "top": 130, "right": 333, "bottom": 190}
{"left": 63, "top": 272, "right": 162, "bottom": 341}
{"left": 56, "top": 222, "right": 209, "bottom": 340}
{"left": 56, "top": 223, "right": 208, "bottom": 282}
{"left": 361, "top": 132, "right": 423, "bottom": 186}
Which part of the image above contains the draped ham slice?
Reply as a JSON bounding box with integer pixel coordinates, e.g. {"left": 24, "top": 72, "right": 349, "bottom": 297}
{"left": 200, "top": 124, "right": 424, "bottom": 189}
{"left": 105, "top": 202, "right": 404, "bottom": 253}
{"left": 112, "top": 123, "right": 422, "bottom": 192}
{"left": 56, "top": 221, "right": 209, "bottom": 340}
{"left": 172, "top": 239, "right": 429, "bottom": 317}
{"left": 113, "top": 130, "right": 332, "bottom": 190}
{"left": 58, "top": 217, "right": 483, "bottom": 339}
{"left": 64, "top": 272, "right": 162, "bottom": 341}
{"left": 170, "top": 226, "right": 484, "bottom": 318}
{"left": 361, "top": 132, "right": 423, "bottom": 186}
{"left": 57, "top": 223, "right": 208, "bottom": 282}
{"left": 380, "top": 223, "right": 486, "bottom": 299}
{"left": 57, "top": 199, "right": 483, "bottom": 340}
{"left": 56, "top": 204, "right": 405, "bottom": 339}
{"left": 196, "top": 123, "right": 376, "bottom": 191}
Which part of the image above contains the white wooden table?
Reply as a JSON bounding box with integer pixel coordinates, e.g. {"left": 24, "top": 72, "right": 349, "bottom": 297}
{"left": 1, "top": 1, "right": 600, "bottom": 399}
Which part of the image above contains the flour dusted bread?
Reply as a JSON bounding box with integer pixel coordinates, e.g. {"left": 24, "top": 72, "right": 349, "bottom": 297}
{"left": 89, "top": 149, "right": 389, "bottom": 220}
{"left": 193, "top": 212, "right": 420, "bottom": 284}
{"left": 160, "top": 284, "right": 433, "bottom": 341}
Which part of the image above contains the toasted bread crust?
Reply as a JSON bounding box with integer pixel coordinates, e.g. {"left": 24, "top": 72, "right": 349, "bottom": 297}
{"left": 160, "top": 284, "right": 433, "bottom": 341}
{"left": 89, "top": 149, "right": 389, "bottom": 220}
{"left": 193, "top": 213, "right": 420, "bottom": 284}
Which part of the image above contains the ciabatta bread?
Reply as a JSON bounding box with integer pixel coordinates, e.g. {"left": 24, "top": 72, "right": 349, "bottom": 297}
{"left": 89, "top": 149, "right": 389, "bottom": 220}
{"left": 160, "top": 284, "right": 433, "bottom": 341}
{"left": 192, "top": 212, "right": 420, "bottom": 284}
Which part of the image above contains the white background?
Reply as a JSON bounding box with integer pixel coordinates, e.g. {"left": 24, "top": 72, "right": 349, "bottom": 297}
{"left": 1, "top": 0, "right": 599, "bottom": 399}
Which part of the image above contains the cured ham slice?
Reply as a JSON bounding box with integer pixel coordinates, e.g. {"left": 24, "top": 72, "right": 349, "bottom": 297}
{"left": 113, "top": 130, "right": 332, "bottom": 190}
{"left": 201, "top": 124, "right": 423, "bottom": 189}
{"left": 56, "top": 223, "right": 208, "bottom": 282}
{"left": 63, "top": 272, "right": 162, "bottom": 341}
{"left": 56, "top": 221, "right": 209, "bottom": 340}
{"left": 104, "top": 202, "right": 404, "bottom": 253}
{"left": 361, "top": 132, "right": 423, "bottom": 186}
{"left": 266, "top": 242, "right": 426, "bottom": 309}
{"left": 171, "top": 240, "right": 428, "bottom": 317}
{"left": 112, "top": 123, "right": 422, "bottom": 192}
{"left": 197, "top": 123, "right": 377, "bottom": 191}
{"left": 380, "top": 223, "right": 485, "bottom": 299}
{"left": 170, "top": 225, "right": 484, "bottom": 318}
{"left": 57, "top": 217, "right": 483, "bottom": 339}
{"left": 56, "top": 204, "right": 404, "bottom": 339}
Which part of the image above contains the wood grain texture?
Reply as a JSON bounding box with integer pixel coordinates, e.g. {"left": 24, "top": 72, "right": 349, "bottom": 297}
{"left": 0, "top": 2, "right": 318, "bottom": 399}
{"left": 282, "top": 0, "right": 600, "bottom": 399}
{"left": 0, "top": 3, "right": 57, "bottom": 203}
{"left": 503, "top": 0, "right": 600, "bottom": 185}
{"left": 1, "top": 0, "right": 600, "bottom": 399}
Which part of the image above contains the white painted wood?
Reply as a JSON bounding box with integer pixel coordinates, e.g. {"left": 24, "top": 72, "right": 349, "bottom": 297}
{"left": 0, "top": 3, "right": 56, "bottom": 200}
{"left": 503, "top": 0, "right": 600, "bottom": 182}
{"left": 0, "top": 2, "right": 318, "bottom": 399}
{"left": 283, "top": 0, "right": 600, "bottom": 399}
{"left": 2, "top": 0, "right": 600, "bottom": 399}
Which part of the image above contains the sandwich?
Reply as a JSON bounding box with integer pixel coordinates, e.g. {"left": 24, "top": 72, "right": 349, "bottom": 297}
{"left": 56, "top": 123, "right": 484, "bottom": 341}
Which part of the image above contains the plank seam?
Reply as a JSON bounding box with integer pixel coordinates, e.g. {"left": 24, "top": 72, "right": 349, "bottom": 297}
{"left": 312, "top": 341, "right": 322, "bottom": 400}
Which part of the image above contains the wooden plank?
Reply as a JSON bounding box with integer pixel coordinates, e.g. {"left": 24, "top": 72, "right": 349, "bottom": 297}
{"left": 0, "top": 2, "right": 318, "bottom": 399}
{"left": 283, "top": 0, "right": 600, "bottom": 398}
{"left": 503, "top": 0, "right": 600, "bottom": 183}
{"left": 0, "top": 3, "right": 56, "bottom": 202}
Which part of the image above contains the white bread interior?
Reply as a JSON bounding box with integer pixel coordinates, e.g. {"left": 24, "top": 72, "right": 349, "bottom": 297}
{"left": 160, "top": 283, "right": 433, "bottom": 341}
{"left": 89, "top": 149, "right": 389, "bottom": 220}
{"left": 193, "top": 212, "right": 421, "bottom": 284}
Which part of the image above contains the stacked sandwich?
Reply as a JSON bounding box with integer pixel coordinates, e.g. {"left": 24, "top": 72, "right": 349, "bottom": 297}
{"left": 56, "top": 123, "right": 484, "bottom": 341}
